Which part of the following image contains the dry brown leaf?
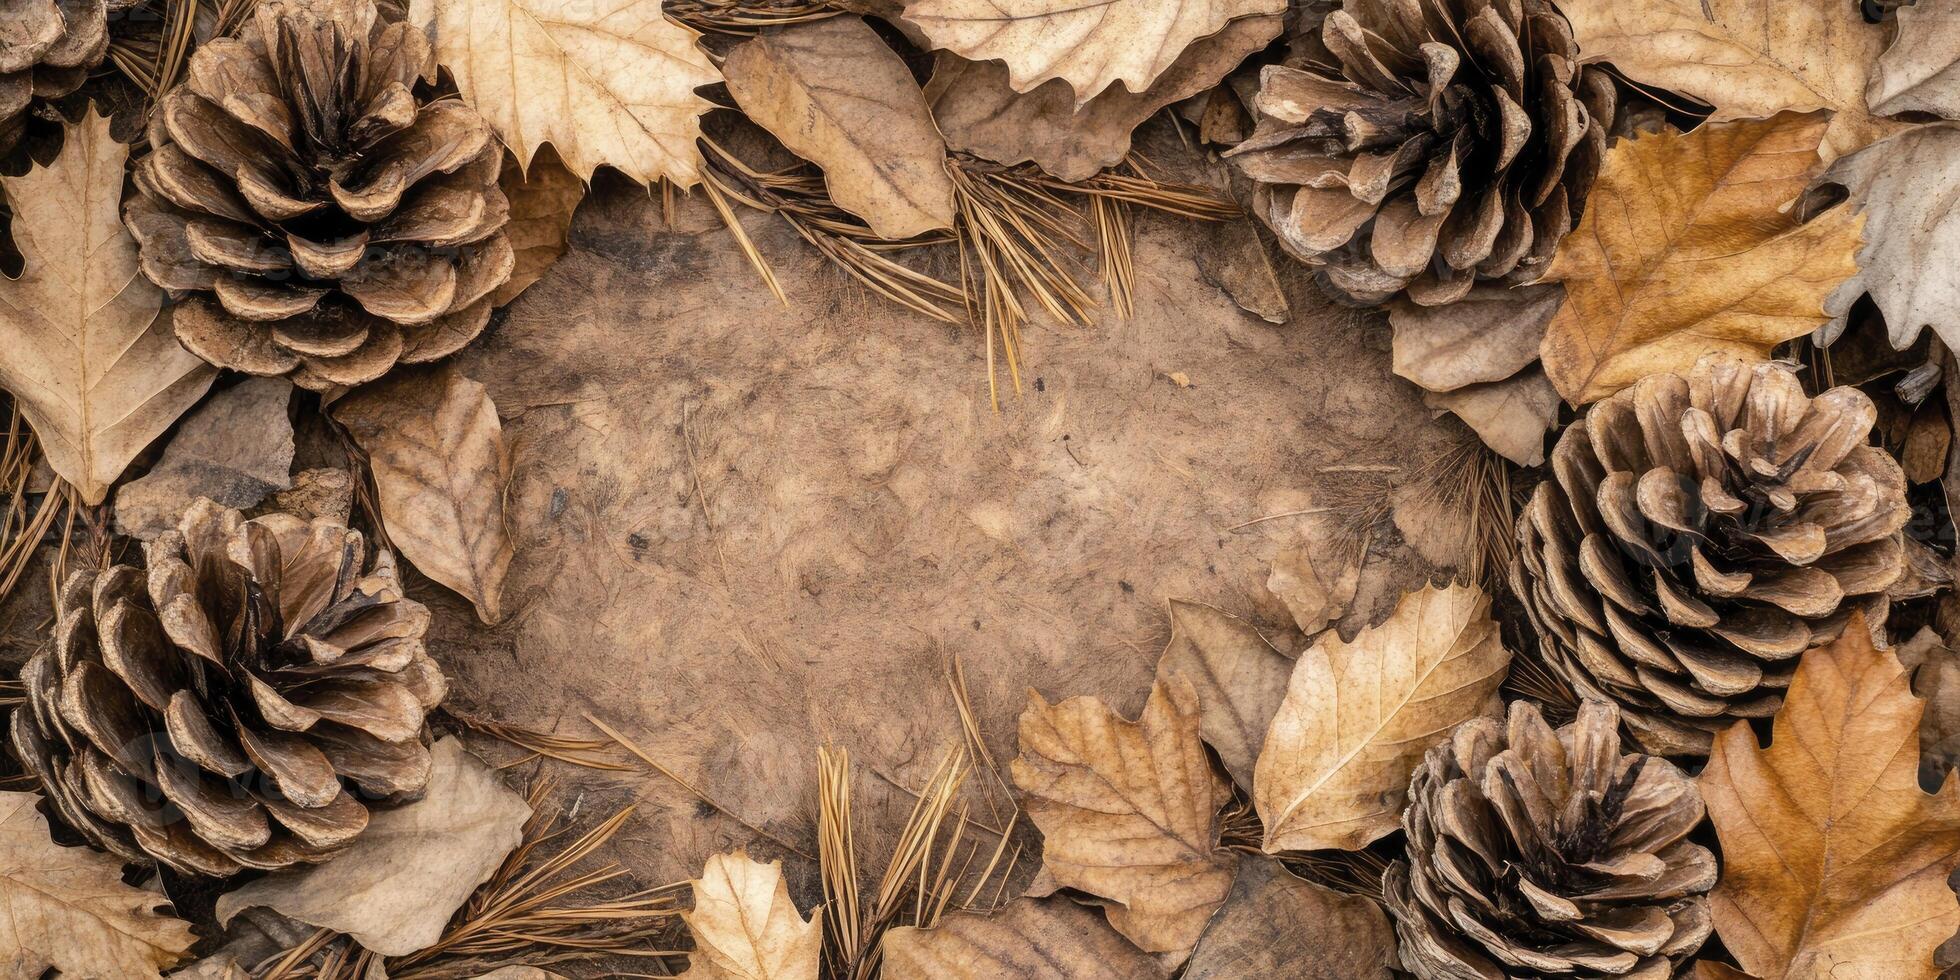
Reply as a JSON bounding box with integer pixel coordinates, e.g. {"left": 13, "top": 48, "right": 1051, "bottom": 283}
{"left": 493, "top": 145, "right": 586, "bottom": 308}
{"left": 336, "top": 365, "right": 515, "bottom": 624}
{"left": 1557, "top": 0, "right": 1906, "bottom": 162}
{"left": 216, "top": 738, "right": 531, "bottom": 957}
{"left": 1694, "top": 963, "right": 1760, "bottom": 980}
{"left": 1012, "top": 674, "right": 1236, "bottom": 962}
{"left": 409, "top": 0, "right": 719, "bottom": 185}
{"left": 1700, "top": 614, "right": 1960, "bottom": 980}
{"left": 0, "top": 107, "right": 216, "bottom": 505}
{"left": 1423, "top": 369, "right": 1561, "bottom": 468}
{"left": 723, "top": 17, "right": 955, "bottom": 239}
{"left": 925, "top": 14, "right": 1281, "bottom": 182}
{"left": 113, "top": 377, "right": 295, "bottom": 539}
{"left": 902, "top": 0, "right": 1283, "bottom": 102}
{"left": 881, "top": 896, "right": 1170, "bottom": 979}
{"left": 1868, "top": 0, "right": 1960, "bottom": 120}
{"left": 1537, "top": 113, "right": 1864, "bottom": 405}
{"left": 1254, "top": 582, "right": 1509, "bottom": 852}
{"left": 681, "top": 850, "right": 820, "bottom": 980}
{"left": 1821, "top": 123, "right": 1960, "bottom": 351}
{"left": 1267, "top": 544, "right": 1355, "bottom": 636}
{"left": 1390, "top": 284, "right": 1560, "bottom": 395}
{"left": 1895, "top": 628, "right": 1960, "bottom": 791}
{"left": 0, "top": 791, "right": 195, "bottom": 978}
{"left": 1154, "top": 599, "right": 1290, "bottom": 791}
{"left": 1182, "top": 855, "right": 1397, "bottom": 980}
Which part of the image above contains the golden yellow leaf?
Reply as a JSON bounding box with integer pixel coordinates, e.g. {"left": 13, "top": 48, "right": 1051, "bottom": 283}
{"left": 902, "top": 0, "right": 1283, "bottom": 102}
{"left": 682, "top": 850, "right": 820, "bottom": 980}
{"left": 1537, "top": 113, "right": 1864, "bottom": 405}
{"left": 1557, "top": 0, "right": 1908, "bottom": 161}
{"left": 0, "top": 108, "right": 216, "bottom": 504}
{"left": 1253, "top": 582, "right": 1509, "bottom": 852}
{"left": 0, "top": 791, "right": 196, "bottom": 978}
{"left": 1699, "top": 615, "right": 1960, "bottom": 980}
{"left": 410, "top": 0, "right": 719, "bottom": 185}
{"left": 1011, "top": 674, "right": 1235, "bottom": 962}
{"left": 722, "top": 16, "right": 955, "bottom": 239}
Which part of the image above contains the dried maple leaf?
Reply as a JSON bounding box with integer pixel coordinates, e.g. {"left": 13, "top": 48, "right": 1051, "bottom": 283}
{"left": 1536, "top": 113, "right": 1864, "bottom": 405}
{"left": 410, "top": 0, "right": 719, "bottom": 185}
{"left": 1821, "top": 122, "right": 1960, "bottom": 352}
{"left": 1699, "top": 613, "right": 1960, "bottom": 980}
{"left": 1182, "top": 855, "right": 1397, "bottom": 980}
{"left": 1557, "top": 0, "right": 1908, "bottom": 162}
{"left": 335, "top": 365, "right": 515, "bottom": 624}
{"left": 0, "top": 791, "right": 195, "bottom": 978}
{"left": 901, "top": 0, "right": 1283, "bottom": 103}
{"left": 882, "top": 896, "right": 1169, "bottom": 979}
{"left": 0, "top": 107, "right": 216, "bottom": 504}
{"left": 1154, "top": 599, "right": 1290, "bottom": 791}
{"left": 1253, "top": 582, "right": 1509, "bottom": 853}
{"left": 494, "top": 145, "right": 587, "bottom": 307}
{"left": 723, "top": 16, "right": 955, "bottom": 239}
{"left": 681, "top": 850, "right": 820, "bottom": 980}
{"left": 1867, "top": 0, "right": 1960, "bottom": 120}
{"left": 1012, "top": 674, "right": 1235, "bottom": 962}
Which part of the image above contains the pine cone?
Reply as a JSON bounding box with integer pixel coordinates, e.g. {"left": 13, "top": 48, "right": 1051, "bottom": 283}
{"left": 1385, "top": 700, "right": 1715, "bottom": 980}
{"left": 122, "top": 0, "right": 513, "bottom": 392}
{"left": 8, "top": 499, "right": 445, "bottom": 875}
{"left": 1226, "top": 0, "right": 1613, "bottom": 306}
{"left": 0, "top": 0, "right": 110, "bottom": 165}
{"left": 1513, "top": 355, "right": 1908, "bottom": 756}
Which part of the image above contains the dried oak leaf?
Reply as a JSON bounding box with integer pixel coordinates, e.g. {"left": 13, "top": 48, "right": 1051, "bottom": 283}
{"left": 1154, "top": 599, "right": 1291, "bottom": 791}
{"left": 1868, "top": 0, "right": 1960, "bottom": 120}
{"left": 1699, "top": 613, "right": 1960, "bottom": 980}
{"left": 1254, "top": 582, "right": 1509, "bottom": 853}
{"left": 1557, "top": 0, "right": 1908, "bottom": 162}
{"left": 1182, "top": 854, "right": 1397, "bottom": 980}
{"left": 113, "top": 377, "right": 296, "bottom": 540}
{"left": 924, "top": 13, "right": 1281, "bottom": 182}
{"left": 681, "top": 850, "right": 820, "bottom": 980}
{"left": 409, "top": 0, "right": 719, "bottom": 185}
{"left": 722, "top": 16, "right": 955, "bottom": 239}
{"left": 493, "top": 145, "right": 586, "bottom": 307}
{"left": 0, "top": 791, "right": 195, "bottom": 978}
{"left": 1537, "top": 112, "right": 1864, "bottom": 405}
{"left": 335, "top": 365, "right": 515, "bottom": 624}
{"left": 901, "top": 0, "right": 1284, "bottom": 102}
{"left": 881, "top": 896, "right": 1170, "bottom": 979}
{"left": 1011, "top": 674, "right": 1236, "bottom": 963}
{"left": 1821, "top": 123, "right": 1960, "bottom": 352}
{"left": 216, "top": 738, "right": 531, "bottom": 957}
{"left": 0, "top": 107, "right": 215, "bottom": 504}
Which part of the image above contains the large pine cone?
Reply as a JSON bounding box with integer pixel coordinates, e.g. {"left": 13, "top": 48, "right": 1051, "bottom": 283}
{"left": 122, "top": 0, "right": 513, "bottom": 392}
{"left": 1513, "top": 355, "right": 1908, "bottom": 756}
{"left": 1385, "top": 700, "right": 1715, "bottom": 980}
{"left": 0, "top": 0, "right": 109, "bottom": 165}
{"left": 1226, "top": 0, "right": 1612, "bottom": 306}
{"left": 8, "top": 500, "right": 445, "bottom": 875}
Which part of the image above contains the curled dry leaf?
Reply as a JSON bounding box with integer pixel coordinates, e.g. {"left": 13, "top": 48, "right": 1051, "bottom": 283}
{"left": 410, "top": 0, "right": 719, "bottom": 185}
{"left": 881, "top": 896, "right": 1170, "bottom": 979}
{"left": 113, "top": 377, "right": 296, "bottom": 540}
{"left": 216, "top": 738, "right": 532, "bottom": 957}
{"left": 1557, "top": 0, "right": 1907, "bottom": 162}
{"left": 335, "top": 365, "right": 515, "bottom": 624}
{"left": 1183, "top": 855, "right": 1397, "bottom": 980}
{"left": 722, "top": 16, "right": 955, "bottom": 239}
{"left": 681, "top": 850, "right": 820, "bottom": 980}
{"left": 0, "top": 107, "right": 216, "bottom": 504}
{"left": 1423, "top": 370, "right": 1561, "bottom": 468}
{"left": 1254, "top": 582, "right": 1510, "bottom": 853}
{"left": 1892, "top": 628, "right": 1960, "bottom": 791}
{"left": 0, "top": 791, "right": 196, "bottom": 979}
{"left": 1822, "top": 123, "right": 1960, "bottom": 352}
{"left": 1012, "top": 674, "right": 1236, "bottom": 963}
{"left": 1699, "top": 614, "right": 1960, "bottom": 980}
{"left": 1537, "top": 113, "right": 1864, "bottom": 405}
{"left": 1154, "top": 599, "right": 1291, "bottom": 791}
{"left": 1867, "top": 0, "right": 1960, "bottom": 120}
{"left": 925, "top": 14, "right": 1282, "bottom": 182}
{"left": 493, "top": 145, "right": 587, "bottom": 308}
{"left": 901, "top": 0, "right": 1284, "bottom": 102}
{"left": 1390, "top": 283, "right": 1563, "bottom": 465}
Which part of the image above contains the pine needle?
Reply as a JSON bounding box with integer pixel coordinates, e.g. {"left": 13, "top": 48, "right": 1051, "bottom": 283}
{"left": 667, "top": 0, "right": 840, "bottom": 34}
{"left": 447, "top": 712, "right": 639, "bottom": 772}
{"left": 583, "top": 711, "right": 814, "bottom": 859}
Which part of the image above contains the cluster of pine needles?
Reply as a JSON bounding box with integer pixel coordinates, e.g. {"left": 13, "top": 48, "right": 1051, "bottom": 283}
{"left": 106, "top": 0, "right": 259, "bottom": 99}
{"left": 666, "top": 0, "right": 840, "bottom": 34}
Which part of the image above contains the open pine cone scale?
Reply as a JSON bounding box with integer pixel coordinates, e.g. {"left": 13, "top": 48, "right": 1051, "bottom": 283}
{"left": 9, "top": 500, "right": 444, "bottom": 875}
{"left": 1228, "top": 0, "right": 1612, "bottom": 305}
{"left": 124, "top": 0, "right": 513, "bottom": 392}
